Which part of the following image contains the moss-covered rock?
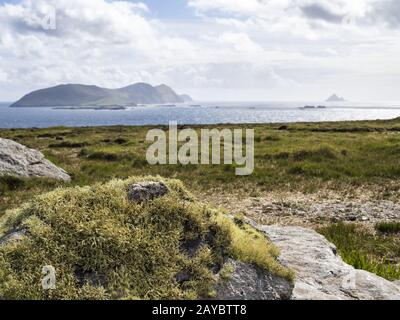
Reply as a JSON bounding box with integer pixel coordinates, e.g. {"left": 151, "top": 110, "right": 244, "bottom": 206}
{"left": 0, "top": 176, "right": 292, "bottom": 300}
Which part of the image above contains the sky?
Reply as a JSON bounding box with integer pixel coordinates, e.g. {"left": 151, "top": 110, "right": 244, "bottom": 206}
{"left": 0, "top": 0, "right": 400, "bottom": 102}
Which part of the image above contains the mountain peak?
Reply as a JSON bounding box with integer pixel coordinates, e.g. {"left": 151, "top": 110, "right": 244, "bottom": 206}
{"left": 155, "top": 84, "right": 170, "bottom": 88}
{"left": 10, "top": 83, "right": 191, "bottom": 107}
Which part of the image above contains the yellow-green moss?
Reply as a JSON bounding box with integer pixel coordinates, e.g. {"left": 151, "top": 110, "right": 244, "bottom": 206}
{"left": 0, "top": 176, "right": 292, "bottom": 300}
{"left": 218, "top": 263, "right": 234, "bottom": 282}
{"left": 212, "top": 212, "right": 295, "bottom": 282}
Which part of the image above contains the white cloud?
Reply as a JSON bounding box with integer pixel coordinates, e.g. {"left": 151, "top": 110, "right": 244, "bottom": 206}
{"left": 0, "top": 0, "right": 400, "bottom": 101}
{"left": 186, "top": 0, "right": 400, "bottom": 100}
{"left": 188, "top": 0, "right": 374, "bottom": 21}
{"left": 0, "top": 0, "right": 203, "bottom": 99}
{"left": 0, "top": 67, "right": 9, "bottom": 82}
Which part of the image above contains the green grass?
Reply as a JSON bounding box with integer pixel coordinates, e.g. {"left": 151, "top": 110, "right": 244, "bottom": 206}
{"left": 375, "top": 222, "right": 400, "bottom": 234}
{"left": 3, "top": 119, "right": 400, "bottom": 216}
{"left": 0, "top": 176, "right": 292, "bottom": 300}
{"left": 318, "top": 223, "right": 400, "bottom": 281}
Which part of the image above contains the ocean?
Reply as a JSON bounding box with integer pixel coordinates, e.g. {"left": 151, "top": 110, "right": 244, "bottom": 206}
{"left": 1, "top": 101, "right": 400, "bottom": 129}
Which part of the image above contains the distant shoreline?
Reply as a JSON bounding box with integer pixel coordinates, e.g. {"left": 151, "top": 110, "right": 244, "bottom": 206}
{"left": 1, "top": 117, "right": 400, "bottom": 131}
{"left": 53, "top": 106, "right": 127, "bottom": 111}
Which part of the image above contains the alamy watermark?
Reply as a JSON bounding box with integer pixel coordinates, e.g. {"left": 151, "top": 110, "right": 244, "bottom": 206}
{"left": 146, "top": 122, "right": 255, "bottom": 176}
{"left": 41, "top": 265, "right": 56, "bottom": 290}
{"left": 30, "top": 5, "right": 57, "bottom": 31}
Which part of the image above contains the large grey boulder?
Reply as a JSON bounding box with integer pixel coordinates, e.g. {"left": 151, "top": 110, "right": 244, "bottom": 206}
{"left": 0, "top": 138, "right": 70, "bottom": 181}
{"left": 260, "top": 226, "right": 400, "bottom": 300}
{"left": 215, "top": 259, "right": 293, "bottom": 300}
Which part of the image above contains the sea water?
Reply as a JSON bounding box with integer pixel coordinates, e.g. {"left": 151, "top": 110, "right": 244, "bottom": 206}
{"left": 1, "top": 101, "right": 400, "bottom": 129}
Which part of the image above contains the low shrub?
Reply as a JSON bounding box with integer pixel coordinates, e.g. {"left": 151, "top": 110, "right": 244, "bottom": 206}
{"left": 292, "top": 147, "right": 337, "bottom": 162}
{"left": 49, "top": 141, "right": 88, "bottom": 148}
{"left": 87, "top": 151, "right": 120, "bottom": 161}
{"left": 114, "top": 138, "right": 128, "bottom": 145}
{"left": 0, "top": 176, "right": 25, "bottom": 194}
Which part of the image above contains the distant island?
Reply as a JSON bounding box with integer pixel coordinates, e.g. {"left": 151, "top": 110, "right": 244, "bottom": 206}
{"left": 10, "top": 83, "right": 193, "bottom": 108}
{"left": 326, "top": 94, "right": 346, "bottom": 102}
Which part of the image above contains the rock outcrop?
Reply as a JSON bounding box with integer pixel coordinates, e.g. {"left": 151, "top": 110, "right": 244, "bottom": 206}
{"left": 127, "top": 182, "right": 169, "bottom": 203}
{"left": 215, "top": 259, "right": 293, "bottom": 300}
{"left": 0, "top": 138, "right": 70, "bottom": 181}
{"left": 260, "top": 226, "right": 400, "bottom": 300}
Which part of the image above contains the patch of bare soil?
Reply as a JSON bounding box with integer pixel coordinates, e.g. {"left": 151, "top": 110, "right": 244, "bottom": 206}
{"left": 204, "top": 191, "right": 400, "bottom": 228}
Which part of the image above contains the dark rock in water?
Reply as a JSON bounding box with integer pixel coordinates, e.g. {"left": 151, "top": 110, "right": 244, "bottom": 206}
{"left": 326, "top": 94, "right": 346, "bottom": 102}
{"left": 127, "top": 182, "right": 169, "bottom": 203}
{"left": 215, "top": 259, "right": 293, "bottom": 300}
{"left": 0, "top": 138, "right": 71, "bottom": 181}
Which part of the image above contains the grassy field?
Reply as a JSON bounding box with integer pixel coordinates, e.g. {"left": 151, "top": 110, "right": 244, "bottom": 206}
{"left": 319, "top": 222, "right": 400, "bottom": 280}
{"left": 1, "top": 119, "right": 400, "bottom": 280}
